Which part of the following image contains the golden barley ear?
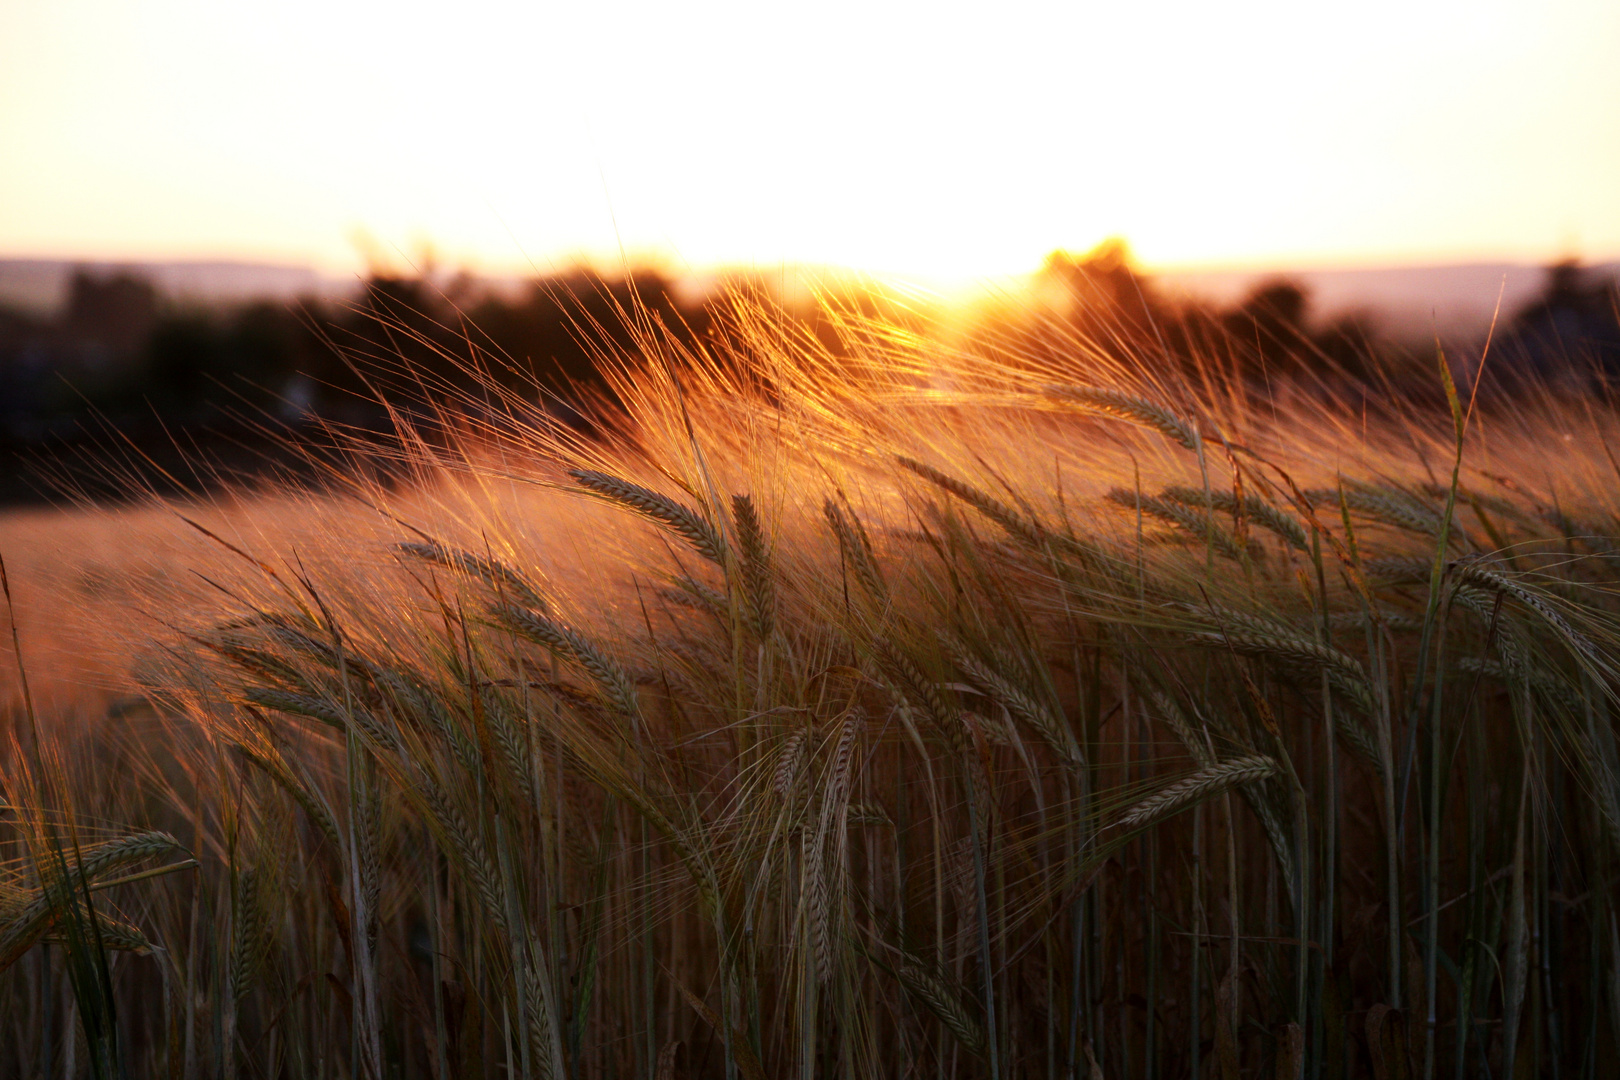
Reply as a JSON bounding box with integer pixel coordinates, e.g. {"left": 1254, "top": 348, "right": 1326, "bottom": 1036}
{"left": 570, "top": 468, "right": 728, "bottom": 566}
{"left": 1041, "top": 384, "right": 1199, "bottom": 449}
{"left": 731, "top": 493, "right": 775, "bottom": 640}
{"left": 1109, "top": 488, "right": 1249, "bottom": 562}
{"left": 897, "top": 456, "right": 1048, "bottom": 549}
{"left": 823, "top": 498, "right": 888, "bottom": 603}
{"left": 1161, "top": 485, "right": 1309, "bottom": 551}
{"left": 397, "top": 539, "right": 549, "bottom": 610}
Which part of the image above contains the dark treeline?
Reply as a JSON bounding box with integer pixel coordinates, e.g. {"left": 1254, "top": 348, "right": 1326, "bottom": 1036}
{"left": 0, "top": 267, "right": 716, "bottom": 442}
{"left": 2, "top": 246, "right": 1616, "bottom": 502}
{"left": 0, "top": 266, "right": 732, "bottom": 502}
{"left": 1002, "top": 240, "right": 1620, "bottom": 403}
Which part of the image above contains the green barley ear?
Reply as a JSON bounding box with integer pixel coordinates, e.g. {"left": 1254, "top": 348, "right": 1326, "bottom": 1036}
{"left": 1457, "top": 657, "right": 1586, "bottom": 717}
{"left": 772, "top": 731, "right": 807, "bottom": 796}
{"left": 245, "top": 686, "right": 402, "bottom": 753}
{"left": 1451, "top": 557, "right": 1603, "bottom": 666}
{"left": 1142, "top": 684, "right": 1300, "bottom": 901}
{"left": 243, "top": 686, "right": 346, "bottom": 730}
{"left": 846, "top": 803, "right": 893, "bottom": 827}
{"left": 45, "top": 913, "right": 153, "bottom": 957}
{"left": 1185, "top": 615, "right": 1385, "bottom": 774}
{"left": 230, "top": 866, "right": 272, "bottom": 1003}
{"left": 234, "top": 746, "right": 342, "bottom": 848}
{"left": 1184, "top": 605, "right": 1380, "bottom": 720}
{"left": 1, "top": 831, "right": 187, "bottom": 972}
{"left": 802, "top": 712, "right": 864, "bottom": 983}
{"left": 1142, "top": 685, "right": 1214, "bottom": 767}
{"left": 1327, "top": 610, "right": 1424, "bottom": 634}
{"left": 1041, "top": 384, "right": 1199, "bottom": 449}
{"left": 569, "top": 468, "right": 728, "bottom": 565}
{"left": 1307, "top": 483, "right": 1465, "bottom": 545}
{"left": 731, "top": 494, "right": 775, "bottom": 640}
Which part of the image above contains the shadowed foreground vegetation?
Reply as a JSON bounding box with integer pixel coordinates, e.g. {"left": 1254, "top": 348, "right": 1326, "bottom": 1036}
{"left": 5, "top": 293, "right": 1620, "bottom": 1079}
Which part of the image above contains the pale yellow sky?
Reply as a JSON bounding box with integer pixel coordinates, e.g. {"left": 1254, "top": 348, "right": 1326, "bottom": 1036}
{"left": 1, "top": 0, "right": 1617, "bottom": 284}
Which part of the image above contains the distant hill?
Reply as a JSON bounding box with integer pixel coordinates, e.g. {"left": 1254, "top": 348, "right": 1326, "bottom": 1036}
{"left": 1156, "top": 261, "right": 1620, "bottom": 340}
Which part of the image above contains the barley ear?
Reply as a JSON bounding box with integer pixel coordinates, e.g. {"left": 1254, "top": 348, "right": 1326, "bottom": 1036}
{"left": 824, "top": 499, "right": 888, "bottom": 603}
{"left": 1041, "top": 385, "right": 1199, "bottom": 449}
{"left": 897, "top": 457, "right": 1048, "bottom": 549}
{"left": 1161, "top": 486, "right": 1309, "bottom": 551}
{"left": 731, "top": 494, "right": 776, "bottom": 640}
{"left": 895, "top": 960, "right": 986, "bottom": 1054}
{"left": 1116, "top": 755, "right": 1280, "bottom": 830}
{"left": 493, "top": 603, "right": 642, "bottom": 718}
{"left": 570, "top": 469, "right": 728, "bottom": 566}
{"left": 1111, "top": 489, "right": 1247, "bottom": 562}
{"left": 397, "top": 540, "right": 548, "bottom": 610}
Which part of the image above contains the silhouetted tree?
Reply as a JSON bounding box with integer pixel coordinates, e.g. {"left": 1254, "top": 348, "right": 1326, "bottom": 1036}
{"left": 1040, "top": 239, "right": 1163, "bottom": 336}
{"left": 63, "top": 270, "right": 158, "bottom": 354}
{"left": 1505, "top": 260, "right": 1620, "bottom": 382}
{"left": 1223, "top": 278, "right": 1312, "bottom": 378}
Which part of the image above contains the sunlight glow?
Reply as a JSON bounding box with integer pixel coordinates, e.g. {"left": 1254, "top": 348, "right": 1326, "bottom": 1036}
{"left": 1, "top": 0, "right": 1617, "bottom": 281}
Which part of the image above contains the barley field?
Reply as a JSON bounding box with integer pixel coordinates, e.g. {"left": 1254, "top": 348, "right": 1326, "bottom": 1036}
{"left": 3, "top": 294, "right": 1620, "bottom": 1079}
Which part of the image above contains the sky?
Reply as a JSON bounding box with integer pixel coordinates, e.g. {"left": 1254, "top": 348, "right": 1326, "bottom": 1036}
{"left": 1, "top": 0, "right": 1618, "bottom": 285}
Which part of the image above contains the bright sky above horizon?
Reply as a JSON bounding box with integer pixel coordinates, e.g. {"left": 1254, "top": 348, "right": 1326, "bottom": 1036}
{"left": 1, "top": 0, "right": 1617, "bottom": 287}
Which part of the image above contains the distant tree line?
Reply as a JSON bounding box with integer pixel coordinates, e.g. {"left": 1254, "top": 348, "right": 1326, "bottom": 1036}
{"left": 2, "top": 248, "right": 1615, "bottom": 464}
{"left": 0, "top": 267, "right": 729, "bottom": 445}
{"left": 1004, "top": 241, "right": 1620, "bottom": 400}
